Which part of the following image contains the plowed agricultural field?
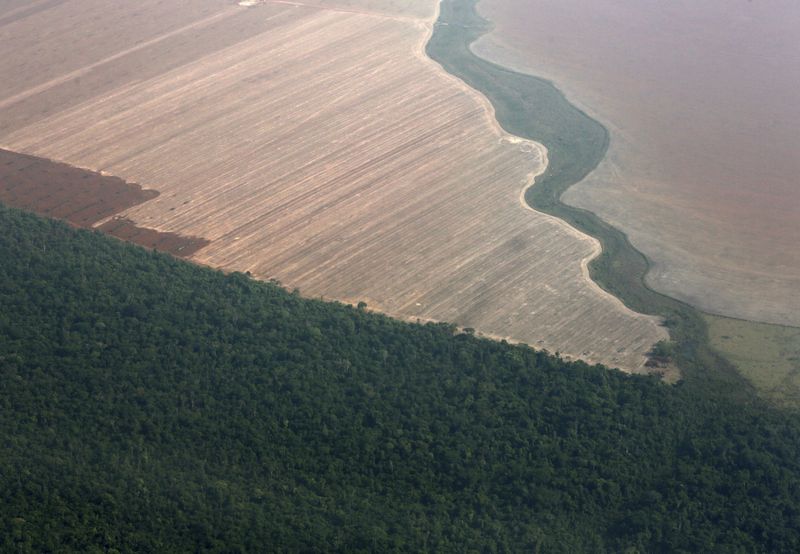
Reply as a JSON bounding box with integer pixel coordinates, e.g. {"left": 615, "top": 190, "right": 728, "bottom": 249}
{"left": 0, "top": 0, "right": 667, "bottom": 371}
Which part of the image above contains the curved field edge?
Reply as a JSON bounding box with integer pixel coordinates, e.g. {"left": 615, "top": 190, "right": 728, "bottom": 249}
{"left": 425, "top": 0, "right": 752, "bottom": 397}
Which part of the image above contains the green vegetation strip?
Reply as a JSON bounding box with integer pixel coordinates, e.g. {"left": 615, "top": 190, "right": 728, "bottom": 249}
{"left": 706, "top": 314, "right": 800, "bottom": 409}
{"left": 427, "top": 0, "right": 750, "bottom": 396}
{"left": 3, "top": 205, "right": 800, "bottom": 551}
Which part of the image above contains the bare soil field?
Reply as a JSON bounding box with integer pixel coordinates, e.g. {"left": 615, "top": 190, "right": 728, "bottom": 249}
{"left": 250, "top": 0, "right": 435, "bottom": 19}
{"left": 97, "top": 216, "right": 210, "bottom": 257}
{"left": 0, "top": 149, "right": 209, "bottom": 257}
{"left": 473, "top": 0, "right": 800, "bottom": 327}
{"left": 0, "top": 0, "right": 667, "bottom": 371}
{"left": 0, "top": 149, "right": 156, "bottom": 225}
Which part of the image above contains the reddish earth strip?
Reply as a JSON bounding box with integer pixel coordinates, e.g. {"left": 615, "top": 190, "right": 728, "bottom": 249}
{"left": 0, "top": 148, "right": 209, "bottom": 257}
{"left": 97, "top": 217, "right": 210, "bottom": 258}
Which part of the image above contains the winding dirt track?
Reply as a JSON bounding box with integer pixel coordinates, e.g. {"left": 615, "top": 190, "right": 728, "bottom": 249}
{"left": 0, "top": 0, "right": 667, "bottom": 371}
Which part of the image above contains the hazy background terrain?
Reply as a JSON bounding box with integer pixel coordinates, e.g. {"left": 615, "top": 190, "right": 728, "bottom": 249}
{"left": 474, "top": 0, "right": 800, "bottom": 326}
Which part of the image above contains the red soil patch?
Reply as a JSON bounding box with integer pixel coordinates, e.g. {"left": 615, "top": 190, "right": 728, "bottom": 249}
{"left": 98, "top": 217, "right": 209, "bottom": 258}
{"left": 0, "top": 148, "right": 157, "bottom": 225}
{"left": 0, "top": 148, "right": 209, "bottom": 257}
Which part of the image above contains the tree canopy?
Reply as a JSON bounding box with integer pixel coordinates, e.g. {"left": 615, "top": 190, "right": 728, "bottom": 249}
{"left": 1, "top": 205, "right": 799, "bottom": 552}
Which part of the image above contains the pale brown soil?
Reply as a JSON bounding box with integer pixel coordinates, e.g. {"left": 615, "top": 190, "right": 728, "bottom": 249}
{"left": 257, "top": 0, "right": 434, "bottom": 20}
{"left": 0, "top": 0, "right": 667, "bottom": 371}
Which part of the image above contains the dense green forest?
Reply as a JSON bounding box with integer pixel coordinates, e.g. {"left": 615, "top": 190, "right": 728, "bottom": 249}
{"left": 2, "top": 204, "right": 800, "bottom": 552}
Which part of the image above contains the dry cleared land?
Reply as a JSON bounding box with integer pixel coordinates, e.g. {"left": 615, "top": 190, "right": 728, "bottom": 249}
{"left": 0, "top": 0, "right": 667, "bottom": 371}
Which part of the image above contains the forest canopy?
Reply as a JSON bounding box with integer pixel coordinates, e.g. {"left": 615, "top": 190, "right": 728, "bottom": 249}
{"left": 1, "top": 205, "right": 799, "bottom": 552}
